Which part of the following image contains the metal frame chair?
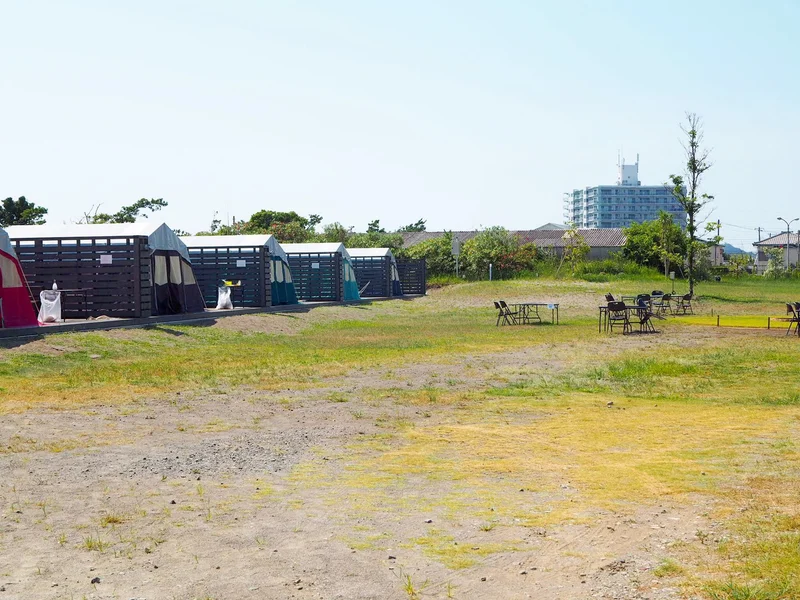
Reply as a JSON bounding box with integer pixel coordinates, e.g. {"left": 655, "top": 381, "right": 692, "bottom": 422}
{"left": 498, "top": 300, "right": 519, "bottom": 325}
{"left": 785, "top": 303, "right": 800, "bottom": 336}
{"left": 675, "top": 294, "right": 694, "bottom": 315}
{"left": 652, "top": 293, "right": 672, "bottom": 316}
{"left": 607, "top": 301, "right": 631, "bottom": 334}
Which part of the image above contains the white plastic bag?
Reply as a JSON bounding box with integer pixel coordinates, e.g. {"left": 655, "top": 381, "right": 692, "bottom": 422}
{"left": 216, "top": 286, "right": 233, "bottom": 310}
{"left": 39, "top": 290, "right": 62, "bottom": 323}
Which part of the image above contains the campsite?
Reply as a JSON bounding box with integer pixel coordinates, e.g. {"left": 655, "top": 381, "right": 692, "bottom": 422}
{"left": 1, "top": 275, "right": 799, "bottom": 599}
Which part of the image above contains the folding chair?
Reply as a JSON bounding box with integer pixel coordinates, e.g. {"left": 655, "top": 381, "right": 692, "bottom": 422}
{"left": 635, "top": 294, "right": 652, "bottom": 309}
{"left": 676, "top": 294, "right": 694, "bottom": 315}
{"left": 493, "top": 301, "right": 505, "bottom": 326}
{"left": 635, "top": 298, "right": 656, "bottom": 333}
{"left": 607, "top": 301, "right": 631, "bottom": 334}
{"left": 498, "top": 300, "right": 519, "bottom": 325}
{"left": 652, "top": 293, "right": 672, "bottom": 316}
{"left": 785, "top": 303, "right": 799, "bottom": 336}
{"left": 604, "top": 293, "right": 616, "bottom": 302}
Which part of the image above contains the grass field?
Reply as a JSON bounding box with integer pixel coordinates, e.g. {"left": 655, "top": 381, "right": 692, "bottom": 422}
{"left": 1, "top": 275, "right": 799, "bottom": 599}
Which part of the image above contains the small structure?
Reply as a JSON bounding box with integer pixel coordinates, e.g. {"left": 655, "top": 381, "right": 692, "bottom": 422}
{"left": 7, "top": 223, "right": 205, "bottom": 318}
{"left": 283, "top": 243, "right": 361, "bottom": 302}
{"left": 182, "top": 235, "right": 298, "bottom": 307}
{"left": 754, "top": 233, "right": 799, "bottom": 273}
{"left": 348, "top": 247, "right": 402, "bottom": 297}
{"left": 0, "top": 227, "right": 38, "bottom": 328}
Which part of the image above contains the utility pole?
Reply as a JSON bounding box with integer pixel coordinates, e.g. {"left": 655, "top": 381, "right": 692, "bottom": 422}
{"left": 757, "top": 227, "right": 762, "bottom": 242}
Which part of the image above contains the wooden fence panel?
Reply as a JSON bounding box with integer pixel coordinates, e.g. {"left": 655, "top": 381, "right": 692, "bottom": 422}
{"left": 186, "top": 246, "right": 271, "bottom": 308}
{"left": 287, "top": 253, "right": 341, "bottom": 301}
{"left": 12, "top": 236, "right": 151, "bottom": 318}
{"left": 351, "top": 256, "right": 391, "bottom": 297}
{"left": 396, "top": 259, "right": 427, "bottom": 295}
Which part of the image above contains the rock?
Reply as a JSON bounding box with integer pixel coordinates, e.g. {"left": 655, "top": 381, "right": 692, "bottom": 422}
{"left": 607, "top": 401, "right": 614, "bottom": 407}
{"left": 520, "top": 570, "right": 528, "bottom": 575}
{"left": 481, "top": 577, "right": 487, "bottom": 582}
{"left": 170, "top": 500, "right": 176, "bottom": 505}
{"left": 388, "top": 556, "right": 396, "bottom": 560}
{"left": 91, "top": 577, "right": 101, "bottom": 584}
{"left": 89, "top": 354, "right": 101, "bottom": 360}
{"left": 425, "top": 519, "right": 433, "bottom": 523}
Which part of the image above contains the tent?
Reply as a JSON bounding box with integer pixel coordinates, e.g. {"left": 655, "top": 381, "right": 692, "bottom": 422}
{"left": 6, "top": 223, "right": 205, "bottom": 318}
{"left": 347, "top": 247, "right": 403, "bottom": 297}
{"left": 283, "top": 243, "right": 361, "bottom": 302}
{"left": 0, "top": 227, "right": 38, "bottom": 328}
{"left": 181, "top": 235, "right": 298, "bottom": 306}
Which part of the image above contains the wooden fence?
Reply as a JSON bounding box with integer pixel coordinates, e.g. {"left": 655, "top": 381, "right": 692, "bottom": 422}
{"left": 12, "top": 236, "right": 151, "bottom": 318}
{"left": 396, "top": 259, "right": 427, "bottom": 295}
{"left": 287, "top": 253, "right": 342, "bottom": 301}
{"left": 186, "top": 246, "right": 270, "bottom": 308}
{"left": 351, "top": 256, "right": 392, "bottom": 297}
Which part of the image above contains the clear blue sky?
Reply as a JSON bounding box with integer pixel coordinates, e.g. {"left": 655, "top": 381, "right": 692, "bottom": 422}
{"left": 2, "top": 0, "right": 798, "bottom": 248}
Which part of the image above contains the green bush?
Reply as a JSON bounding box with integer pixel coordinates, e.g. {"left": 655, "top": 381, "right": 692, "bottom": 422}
{"left": 403, "top": 232, "right": 456, "bottom": 277}
{"left": 573, "top": 254, "right": 659, "bottom": 281}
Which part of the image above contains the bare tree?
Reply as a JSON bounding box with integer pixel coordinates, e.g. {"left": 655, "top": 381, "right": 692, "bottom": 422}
{"left": 667, "top": 113, "right": 714, "bottom": 295}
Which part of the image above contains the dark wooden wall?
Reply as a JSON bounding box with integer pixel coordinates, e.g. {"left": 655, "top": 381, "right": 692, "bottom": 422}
{"left": 12, "top": 236, "right": 151, "bottom": 318}
{"left": 396, "top": 259, "right": 427, "bottom": 295}
{"left": 186, "top": 246, "right": 270, "bottom": 308}
{"left": 287, "top": 253, "right": 342, "bottom": 301}
{"left": 351, "top": 256, "right": 392, "bottom": 297}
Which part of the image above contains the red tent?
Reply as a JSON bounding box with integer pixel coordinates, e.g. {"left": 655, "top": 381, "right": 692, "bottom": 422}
{"left": 0, "top": 227, "right": 37, "bottom": 328}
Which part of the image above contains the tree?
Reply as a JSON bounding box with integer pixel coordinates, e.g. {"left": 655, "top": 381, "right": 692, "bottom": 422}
{"left": 247, "top": 210, "right": 309, "bottom": 231}
{"left": 728, "top": 252, "right": 753, "bottom": 277}
{"left": 318, "top": 222, "right": 352, "bottom": 244}
{"left": 668, "top": 113, "right": 714, "bottom": 295}
{"left": 398, "top": 219, "right": 427, "bottom": 232}
{"left": 84, "top": 198, "right": 168, "bottom": 223}
{"left": 622, "top": 211, "right": 687, "bottom": 273}
{"left": 404, "top": 232, "right": 456, "bottom": 277}
{"left": 348, "top": 231, "right": 404, "bottom": 251}
{"left": 461, "top": 227, "right": 520, "bottom": 279}
{"left": 267, "top": 221, "right": 315, "bottom": 243}
{"left": 1, "top": 196, "right": 48, "bottom": 226}
{"left": 556, "top": 225, "right": 590, "bottom": 276}
{"left": 367, "top": 219, "right": 386, "bottom": 234}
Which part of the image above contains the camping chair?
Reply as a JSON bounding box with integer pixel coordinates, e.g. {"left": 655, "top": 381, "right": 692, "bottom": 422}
{"left": 607, "top": 301, "right": 631, "bottom": 334}
{"left": 785, "top": 303, "right": 800, "bottom": 336}
{"left": 676, "top": 294, "right": 694, "bottom": 315}
{"left": 635, "top": 293, "right": 651, "bottom": 309}
{"left": 498, "top": 300, "right": 519, "bottom": 325}
{"left": 604, "top": 293, "right": 616, "bottom": 302}
{"left": 652, "top": 293, "right": 672, "bottom": 316}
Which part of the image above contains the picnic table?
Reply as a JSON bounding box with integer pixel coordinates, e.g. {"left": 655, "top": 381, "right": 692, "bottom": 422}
{"left": 511, "top": 302, "right": 559, "bottom": 325}
{"left": 598, "top": 303, "right": 656, "bottom": 334}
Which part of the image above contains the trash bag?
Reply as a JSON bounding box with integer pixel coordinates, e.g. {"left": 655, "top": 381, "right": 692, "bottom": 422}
{"left": 216, "top": 286, "right": 233, "bottom": 310}
{"left": 38, "top": 290, "right": 62, "bottom": 323}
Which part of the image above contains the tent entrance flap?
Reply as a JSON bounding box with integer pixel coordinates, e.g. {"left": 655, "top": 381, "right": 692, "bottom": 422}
{"left": 151, "top": 250, "right": 206, "bottom": 315}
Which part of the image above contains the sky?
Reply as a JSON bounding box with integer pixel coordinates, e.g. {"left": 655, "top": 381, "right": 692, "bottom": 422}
{"left": 2, "top": 0, "right": 798, "bottom": 249}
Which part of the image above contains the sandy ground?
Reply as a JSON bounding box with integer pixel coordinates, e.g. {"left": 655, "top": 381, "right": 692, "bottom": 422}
{"left": 0, "top": 316, "right": 770, "bottom": 600}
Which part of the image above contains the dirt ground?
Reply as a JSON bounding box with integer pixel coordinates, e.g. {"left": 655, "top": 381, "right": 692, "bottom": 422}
{"left": 0, "top": 320, "right": 768, "bottom": 600}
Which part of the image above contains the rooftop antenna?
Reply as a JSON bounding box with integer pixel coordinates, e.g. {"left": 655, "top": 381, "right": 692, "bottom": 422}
{"left": 636, "top": 153, "right": 639, "bottom": 166}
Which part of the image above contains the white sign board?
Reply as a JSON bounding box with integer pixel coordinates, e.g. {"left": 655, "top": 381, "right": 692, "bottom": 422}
{"left": 451, "top": 237, "right": 461, "bottom": 256}
{"left": 311, "top": 262, "right": 320, "bottom": 269}
{"left": 236, "top": 259, "right": 247, "bottom": 268}
{"left": 100, "top": 254, "right": 113, "bottom": 265}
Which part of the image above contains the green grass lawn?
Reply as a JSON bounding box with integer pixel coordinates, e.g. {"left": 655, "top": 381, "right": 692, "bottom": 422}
{"left": 2, "top": 275, "right": 799, "bottom": 598}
